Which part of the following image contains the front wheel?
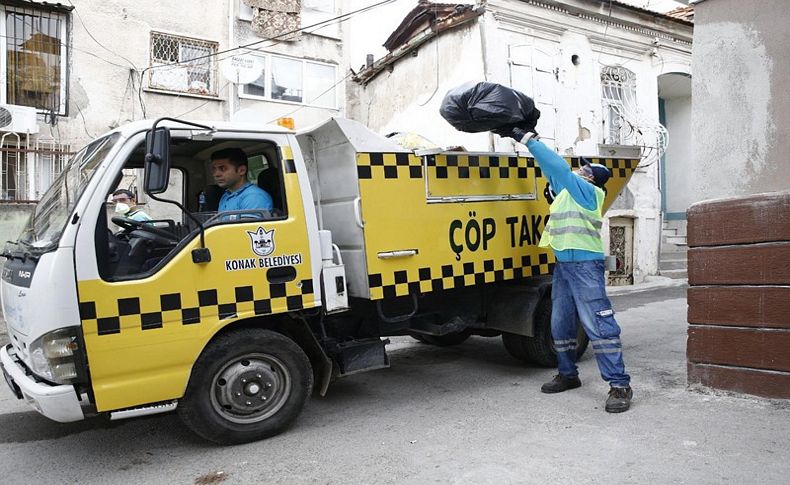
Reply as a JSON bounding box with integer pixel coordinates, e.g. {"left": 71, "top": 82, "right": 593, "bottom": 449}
{"left": 178, "top": 329, "right": 313, "bottom": 444}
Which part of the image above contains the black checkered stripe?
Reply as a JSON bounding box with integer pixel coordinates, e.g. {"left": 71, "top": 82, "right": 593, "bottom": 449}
{"left": 356, "top": 153, "right": 638, "bottom": 180}
{"left": 356, "top": 152, "right": 541, "bottom": 180}
{"left": 367, "top": 253, "right": 554, "bottom": 300}
{"left": 570, "top": 157, "right": 638, "bottom": 178}
{"left": 79, "top": 280, "right": 314, "bottom": 336}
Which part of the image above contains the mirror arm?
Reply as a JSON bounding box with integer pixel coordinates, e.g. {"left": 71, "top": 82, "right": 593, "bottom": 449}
{"left": 144, "top": 116, "right": 215, "bottom": 262}
{"left": 146, "top": 191, "right": 211, "bottom": 262}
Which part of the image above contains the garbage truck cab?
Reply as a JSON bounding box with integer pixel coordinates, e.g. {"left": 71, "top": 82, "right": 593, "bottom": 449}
{"left": 1, "top": 117, "right": 639, "bottom": 444}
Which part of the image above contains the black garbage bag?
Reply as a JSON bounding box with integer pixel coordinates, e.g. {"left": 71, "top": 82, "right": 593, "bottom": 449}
{"left": 439, "top": 81, "right": 540, "bottom": 133}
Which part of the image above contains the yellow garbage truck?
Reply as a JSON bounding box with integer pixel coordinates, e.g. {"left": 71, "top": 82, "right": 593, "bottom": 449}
{"left": 0, "top": 117, "right": 637, "bottom": 444}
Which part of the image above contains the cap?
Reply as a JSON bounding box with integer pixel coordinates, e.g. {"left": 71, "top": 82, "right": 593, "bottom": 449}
{"left": 580, "top": 158, "right": 611, "bottom": 188}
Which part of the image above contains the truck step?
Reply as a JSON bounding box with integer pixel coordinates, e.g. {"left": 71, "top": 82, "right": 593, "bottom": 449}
{"left": 331, "top": 338, "right": 390, "bottom": 376}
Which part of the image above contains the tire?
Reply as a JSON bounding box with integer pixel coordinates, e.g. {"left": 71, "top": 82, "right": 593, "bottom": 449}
{"left": 178, "top": 328, "right": 313, "bottom": 445}
{"left": 502, "top": 295, "right": 589, "bottom": 367}
{"left": 412, "top": 329, "right": 472, "bottom": 347}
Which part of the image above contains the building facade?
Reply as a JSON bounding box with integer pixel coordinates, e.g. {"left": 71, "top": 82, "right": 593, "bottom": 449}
{"left": 0, "top": 0, "right": 345, "bottom": 238}
{"left": 346, "top": 0, "right": 693, "bottom": 283}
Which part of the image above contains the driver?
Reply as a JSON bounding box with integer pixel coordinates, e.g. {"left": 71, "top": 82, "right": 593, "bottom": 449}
{"left": 211, "top": 148, "right": 273, "bottom": 212}
{"left": 111, "top": 189, "right": 152, "bottom": 222}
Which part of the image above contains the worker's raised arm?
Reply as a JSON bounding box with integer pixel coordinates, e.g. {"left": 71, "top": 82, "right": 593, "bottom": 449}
{"left": 503, "top": 131, "right": 597, "bottom": 210}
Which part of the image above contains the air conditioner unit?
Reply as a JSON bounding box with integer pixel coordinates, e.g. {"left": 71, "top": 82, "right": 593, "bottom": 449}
{"left": 0, "top": 104, "right": 40, "bottom": 134}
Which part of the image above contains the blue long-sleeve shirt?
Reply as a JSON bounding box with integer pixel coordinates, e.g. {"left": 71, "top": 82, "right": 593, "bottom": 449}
{"left": 527, "top": 138, "right": 603, "bottom": 262}
{"left": 218, "top": 182, "right": 273, "bottom": 212}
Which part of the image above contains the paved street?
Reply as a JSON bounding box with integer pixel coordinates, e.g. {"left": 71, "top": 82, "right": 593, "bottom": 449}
{"left": 1, "top": 284, "right": 788, "bottom": 484}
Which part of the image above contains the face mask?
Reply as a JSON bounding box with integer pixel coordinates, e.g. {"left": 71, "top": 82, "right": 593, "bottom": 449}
{"left": 114, "top": 202, "right": 130, "bottom": 214}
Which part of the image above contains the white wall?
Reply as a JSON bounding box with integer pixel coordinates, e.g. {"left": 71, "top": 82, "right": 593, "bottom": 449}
{"left": 347, "top": 21, "right": 490, "bottom": 149}
{"left": 663, "top": 95, "right": 692, "bottom": 214}
{"left": 691, "top": 0, "right": 789, "bottom": 200}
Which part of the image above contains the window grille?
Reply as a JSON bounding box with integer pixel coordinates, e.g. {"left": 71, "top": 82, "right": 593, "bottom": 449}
{"left": 601, "top": 66, "right": 637, "bottom": 145}
{"left": 2, "top": 4, "right": 69, "bottom": 113}
{"left": 0, "top": 132, "right": 27, "bottom": 200}
{"left": 149, "top": 32, "right": 219, "bottom": 96}
{"left": 0, "top": 133, "right": 72, "bottom": 201}
{"left": 600, "top": 65, "right": 667, "bottom": 167}
{"left": 34, "top": 134, "right": 71, "bottom": 199}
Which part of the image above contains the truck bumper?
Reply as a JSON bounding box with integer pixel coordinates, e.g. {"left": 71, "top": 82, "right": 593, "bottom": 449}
{"left": 0, "top": 344, "right": 85, "bottom": 423}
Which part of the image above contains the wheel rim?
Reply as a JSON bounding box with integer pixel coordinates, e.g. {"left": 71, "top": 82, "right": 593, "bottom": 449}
{"left": 209, "top": 353, "right": 292, "bottom": 424}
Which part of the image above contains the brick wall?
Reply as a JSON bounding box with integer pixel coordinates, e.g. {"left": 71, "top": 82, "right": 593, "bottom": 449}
{"left": 686, "top": 191, "right": 790, "bottom": 399}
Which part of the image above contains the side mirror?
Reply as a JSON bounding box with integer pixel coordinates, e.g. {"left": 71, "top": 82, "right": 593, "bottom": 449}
{"left": 144, "top": 127, "right": 171, "bottom": 194}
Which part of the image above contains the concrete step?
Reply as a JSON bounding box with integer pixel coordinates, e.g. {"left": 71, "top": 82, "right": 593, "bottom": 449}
{"left": 661, "top": 246, "right": 688, "bottom": 256}
{"left": 659, "top": 259, "right": 687, "bottom": 271}
{"left": 659, "top": 268, "right": 688, "bottom": 279}
{"left": 662, "top": 228, "right": 678, "bottom": 237}
{"left": 665, "top": 235, "right": 688, "bottom": 246}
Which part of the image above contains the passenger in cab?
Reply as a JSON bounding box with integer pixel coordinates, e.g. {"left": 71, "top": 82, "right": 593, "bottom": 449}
{"left": 111, "top": 189, "right": 152, "bottom": 221}
{"left": 210, "top": 148, "right": 273, "bottom": 211}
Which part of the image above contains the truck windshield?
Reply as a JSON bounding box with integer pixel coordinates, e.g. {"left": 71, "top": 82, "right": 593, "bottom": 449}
{"left": 17, "top": 133, "right": 121, "bottom": 252}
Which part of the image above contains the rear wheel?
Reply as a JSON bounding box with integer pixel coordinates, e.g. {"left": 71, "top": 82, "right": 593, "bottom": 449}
{"left": 178, "top": 329, "right": 312, "bottom": 444}
{"left": 502, "top": 295, "right": 589, "bottom": 367}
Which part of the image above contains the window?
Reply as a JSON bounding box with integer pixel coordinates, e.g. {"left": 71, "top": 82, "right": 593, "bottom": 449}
{"left": 1, "top": 135, "right": 72, "bottom": 201}
{"left": 0, "top": 4, "right": 68, "bottom": 113}
{"left": 149, "top": 32, "right": 219, "bottom": 96}
{"left": 601, "top": 66, "right": 637, "bottom": 145}
{"left": 241, "top": 54, "right": 337, "bottom": 108}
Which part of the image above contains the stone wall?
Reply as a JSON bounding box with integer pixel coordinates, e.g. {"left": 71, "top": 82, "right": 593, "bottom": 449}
{"left": 686, "top": 191, "right": 790, "bottom": 399}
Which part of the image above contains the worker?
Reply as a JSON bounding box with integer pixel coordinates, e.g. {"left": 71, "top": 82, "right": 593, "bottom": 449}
{"left": 498, "top": 127, "right": 633, "bottom": 413}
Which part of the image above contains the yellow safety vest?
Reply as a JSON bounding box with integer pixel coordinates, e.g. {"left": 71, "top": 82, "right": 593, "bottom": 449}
{"left": 539, "top": 187, "right": 605, "bottom": 253}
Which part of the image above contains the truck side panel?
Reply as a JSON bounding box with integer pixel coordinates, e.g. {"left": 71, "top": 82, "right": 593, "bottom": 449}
{"left": 356, "top": 152, "right": 637, "bottom": 300}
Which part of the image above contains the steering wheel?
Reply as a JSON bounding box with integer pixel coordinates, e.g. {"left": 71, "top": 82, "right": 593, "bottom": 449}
{"left": 111, "top": 216, "right": 179, "bottom": 243}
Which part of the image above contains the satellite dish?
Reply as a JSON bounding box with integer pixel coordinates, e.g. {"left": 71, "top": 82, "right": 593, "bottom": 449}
{"left": 220, "top": 54, "right": 262, "bottom": 85}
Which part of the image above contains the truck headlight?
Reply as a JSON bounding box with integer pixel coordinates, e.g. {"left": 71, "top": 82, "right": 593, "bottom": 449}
{"left": 28, "top": 327, "right": 81, "bottom": 384}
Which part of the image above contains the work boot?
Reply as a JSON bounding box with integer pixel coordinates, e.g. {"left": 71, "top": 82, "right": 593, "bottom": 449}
{"left": 605, "top": 386, "right": 633, "bottom": 413}
{"left": 540, "top": 374, "right": 582, "bottom": 394}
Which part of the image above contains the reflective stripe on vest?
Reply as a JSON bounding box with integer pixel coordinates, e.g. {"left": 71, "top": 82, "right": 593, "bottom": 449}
{"left": 539, "top": 187, "right": 605, "bottom": 253}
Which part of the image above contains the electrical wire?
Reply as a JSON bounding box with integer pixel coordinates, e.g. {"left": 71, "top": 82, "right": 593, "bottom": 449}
{"left": 64, "top": 0, "right": 139, "bottom": 70}
{"left": 142, "top": 0, "right": 399, "bottom": 74}
{"left": 133, "top": 0, "right": 401, "bottom": 118}
{"left": 74, "top": 103, "right": 95, "bottom": 138}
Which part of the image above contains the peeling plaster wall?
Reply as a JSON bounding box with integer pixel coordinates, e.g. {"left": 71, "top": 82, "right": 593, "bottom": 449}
{"left": 17, "top": 0, "right": 344, "bottom": 149}
{"left": 347, "top": 22, "right": 490, "bottom": 149}
{"left": 692, "top": 0, "right": 788, "bottom": 199}
{"left": 52, "top": 0, "right": 229, "bottom": 148}
{"left": 2, "top": 1, "right": 346, "bottom": 231}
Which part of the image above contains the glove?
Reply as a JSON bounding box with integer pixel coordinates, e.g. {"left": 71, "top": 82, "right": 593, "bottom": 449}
{"left": 510, "top": 127, "right": 539, "bottom": 143}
